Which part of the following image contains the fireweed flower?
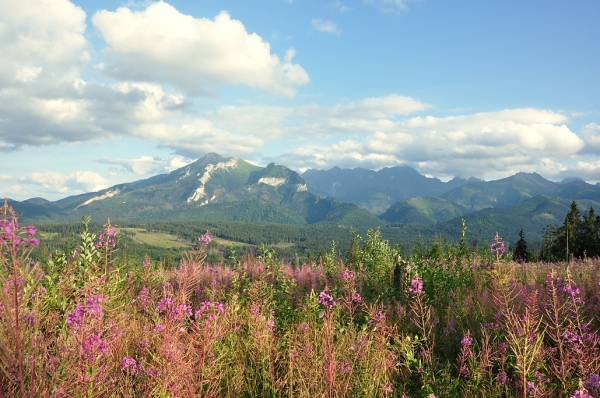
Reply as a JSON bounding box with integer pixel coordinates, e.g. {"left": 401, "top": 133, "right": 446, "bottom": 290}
{"left": 121, "top": 357, "right": 143, "bottom": 376}
{"left": 351, "top": 292, "right": 363, "bottom": 302}
{"left": 318, "top": 290, "right": 336, "bottom": 309}
{"left": 408, "top": 279, "right": 424, "bottom": 295}
{"left": 461, "top": 334, "right": 473, "bottom": 348}
{"left": 339, "top": 360, "right": 352, "bottom": 373}
{"left": 22, "top": 312, "right": 35, "bottom": 324}
{"left": 195, "top": 301, "right": 226, "bottom": 322}
{"left": 490, "top": 233, "right": 505, "bottom": 254}
{"left": 67, "top": 294, "right": 104, "bottom": 330}
{"left": 198, "top": 232, "right": 212, "bottom": 245}
{"left": 368, "top": 310, "right": 387, "bottom": 327}
{"left": 96, "top": 229, "right": 117, "bottom": 248}
{"left": 299, "top": 322, "right": 310, "bottom": 330}
{"left": 571, "top": 389, "right": 593, "bottom": 398}
{"left": 341, "top": 269, "right": 355, "bottom": 282}
{"left": 82, "top": 332, "right": 107, "bottom": 362}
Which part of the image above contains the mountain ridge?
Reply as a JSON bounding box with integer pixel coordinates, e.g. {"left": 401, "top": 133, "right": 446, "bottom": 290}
{"left": 5, "top": 153, "right": 384, "bottom": 228}
{"left": 5, "top": 153, "right": 600, "bottom": 240}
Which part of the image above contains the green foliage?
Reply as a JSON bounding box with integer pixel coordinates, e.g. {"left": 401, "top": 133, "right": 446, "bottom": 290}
{"left": 78, "top": 215, "right": 98, "bottom": 267}
{"left": 541, "top": 200, "right": 600, "bottom": 261}
{"left": 350, "top": 228, "right": 402, "bottom": 300}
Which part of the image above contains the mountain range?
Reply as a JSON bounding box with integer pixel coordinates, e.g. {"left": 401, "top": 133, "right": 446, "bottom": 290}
{"left": 5, "top": 153, "right": 600, "bottom": 241}
{"left": 6, "top": 153, "right": 384, "bottom": 228}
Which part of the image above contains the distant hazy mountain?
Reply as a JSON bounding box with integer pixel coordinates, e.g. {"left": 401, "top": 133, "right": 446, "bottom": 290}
{"left": 380, "top": 196, "right": 466, "bottom": 224}
{"left": 7, "top": 153, "right": 384, "bottom": 228}
{"left": 380, "top": 172, "right": 600, "bottom": 225}
{"left": 302, "top": 166, "right": 476, "bottom": 214}
{"left": 432, "top": 195, "right": 600, "bottom": 242}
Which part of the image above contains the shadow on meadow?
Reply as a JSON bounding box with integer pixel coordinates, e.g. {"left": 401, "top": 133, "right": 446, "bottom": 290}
{"left": 1, "top": 201, "right": 600, "bottom": 397}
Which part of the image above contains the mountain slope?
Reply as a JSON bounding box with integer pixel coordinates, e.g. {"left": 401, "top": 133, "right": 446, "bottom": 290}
{"left": 380, "top": 196, "right": 466, "bottom": 224}
{"left": 440, "top": 172, "right": 564, "bottom": 212}
{"left": 302, "top": 165, "right": 469, "bottom": 214}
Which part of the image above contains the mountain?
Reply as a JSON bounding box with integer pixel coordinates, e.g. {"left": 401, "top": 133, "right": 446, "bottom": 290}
{"left": 7, "top": 153, "right": 384, "bottom": 228}
{"left": 381, "top": 172, "right": 600, "bottom": 225}
{"left": 302, "top": 165, "right": 470, "bottom": 214}
{"left": 432, "top": 195, "right": 600, "bottom": 243}
{"left": 380, "top": 196, "right": 466, "bottom": 224}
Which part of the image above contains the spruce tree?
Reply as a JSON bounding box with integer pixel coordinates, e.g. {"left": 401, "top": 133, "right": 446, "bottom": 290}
{"left": 580, "top": 206, "right": 599, "bottom": 257}
{"left": 554, "top": 201, "right": 581, "bottom": 261}
{"left": 345, "top": 238, "right": 361, "bottom": 266}
{"left": 513, "top": 228, "right": 528, "bottom": 262}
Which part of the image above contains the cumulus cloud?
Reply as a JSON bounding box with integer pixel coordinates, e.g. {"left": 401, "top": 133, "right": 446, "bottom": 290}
{"left": 581, "top": 123, "right": 600, "bottom": 154}
{"left": 20, "top": 170, "right": 109, "bottom": 195}
{"left": 270, "top": 108, "right": 585, "bottom": 180}
{"left": 0, "top": 174, "right": 12, "bottom": 181}
{"left": 92, "top": 2, "right": 309, "bottom": 97}
{"left": 0, "top": 0, "right": 304, "bottom": 156}
{"left": 0, "top": 0, "right": 191, "bottom": 151}
{"left": 4, "top": 185, "right": 29, "bottom": 199}
{"left": 98, "top": 154, "right": 194, "bottom": 175}
{"left": 320, "top": 94, "right": 432, "bottom": 118}
{"left": 312, "top": 19, "right": 342, "bottom": 35}
{"left": 208, "top": 94, "right": 430, "bottom": 139}
{"left": 134, "top": 120, "right": 264, "bottom": 158}
{"left": 211, "top": 105, "right": 293, "bottom": 140}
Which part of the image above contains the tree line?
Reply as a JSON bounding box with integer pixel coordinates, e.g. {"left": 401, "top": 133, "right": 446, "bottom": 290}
{"left": 540, "top": 201, "right": 600, "bottom": 261}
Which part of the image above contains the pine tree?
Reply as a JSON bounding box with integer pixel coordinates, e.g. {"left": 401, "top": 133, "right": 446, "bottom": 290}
{"left": 513, "top": 228, "right": 528, "bottom": 262}
{"left": 163, "top": 252, "right": 173, "bottom": 270}
{"left": 541, "top": 224, "right": 558, "bottom": 262}
{"left": 555, "top": 201, "right": 581, "bottom": 261}
{"left": 305, "top": 250, "right": 313, "bottom": 265}
{"left": 580, "top": 206, "right": 599, "bottom": 257}
{"left": 345, "top": 238, "right": 361, "bottom": 266}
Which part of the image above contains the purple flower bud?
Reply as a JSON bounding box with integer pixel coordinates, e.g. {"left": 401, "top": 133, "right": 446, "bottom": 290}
{"left": 198, "top": 232, "right": 212, "bottom": 245}
{"left": 490, "top": 233, "right": 505, "bottom": 254}
{"left": 408, "top": 279, "right": 424, "bottom": 295}
{"left": 318, "top": 290, "right": 336, "bottom": 309}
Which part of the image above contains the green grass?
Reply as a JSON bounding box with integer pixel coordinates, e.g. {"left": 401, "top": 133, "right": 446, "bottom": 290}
{"left": 117, "top": 228, "right": 192, "bottom": 249}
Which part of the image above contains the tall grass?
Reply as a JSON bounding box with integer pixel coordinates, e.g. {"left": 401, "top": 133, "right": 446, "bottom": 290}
{"left": 1, "top": 202, "right": 600, "bottom": 397}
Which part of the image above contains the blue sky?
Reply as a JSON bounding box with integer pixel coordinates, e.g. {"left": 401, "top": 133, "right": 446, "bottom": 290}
{"left": 1, "top": 0, "right": 599, "bottom": 201}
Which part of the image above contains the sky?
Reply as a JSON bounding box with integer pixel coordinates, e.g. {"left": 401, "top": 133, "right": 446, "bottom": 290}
{"left": 1, "top": 0, "right": 599, "bottom": 201}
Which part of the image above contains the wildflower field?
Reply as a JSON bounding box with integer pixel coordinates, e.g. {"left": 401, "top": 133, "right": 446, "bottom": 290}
{"left": 2, "top": 202, "right": 600, "bottom": 397}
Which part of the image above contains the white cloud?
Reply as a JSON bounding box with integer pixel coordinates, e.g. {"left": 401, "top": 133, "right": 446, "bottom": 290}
{"left": 97, "top": 154, "right": 195, "bottom": 175}
{"left": 208, "top": 94, "right": 430, "bottom": 139}
{"left": 98, "top": 156, "right": 167, "bottom": 175}
{"left": 135, "top": 120, "right": 264, "bottom": 158}
{"left": 0, "top": 0, "right": 90, "bottom": 88}
{"left": 330, "top": 1, "right": 349, "bottom": 12}
{"left": 211, "top": 105, "right": 293, "bottom": 139}
{"left": 20, "top": 170, "right": 109, "bottom": 195}
{"left": 270, "top": 108, "right": 585, "bottom": 179}
{"left": 0, "top": 174, "right": 12, "bottom": 181}
{"left": 581, "top": 123, "right": 600, "bottom": 154}
{"left": 5, "top": 185, "right": 29, "bottom": 198}
{"left": 0, "top": 0, "right": 305, "bottom": 156}
{"left": 92, "top": 2, "right": 309, "bottom": 97}
{"left": 312, "top": 19, "right": 342, "bottom": 35}
{"left": 0, "top": 0, "right": 190, "bottom": 151}
{"left": 321, "top": 94, "right": 432, "bottom": 118}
